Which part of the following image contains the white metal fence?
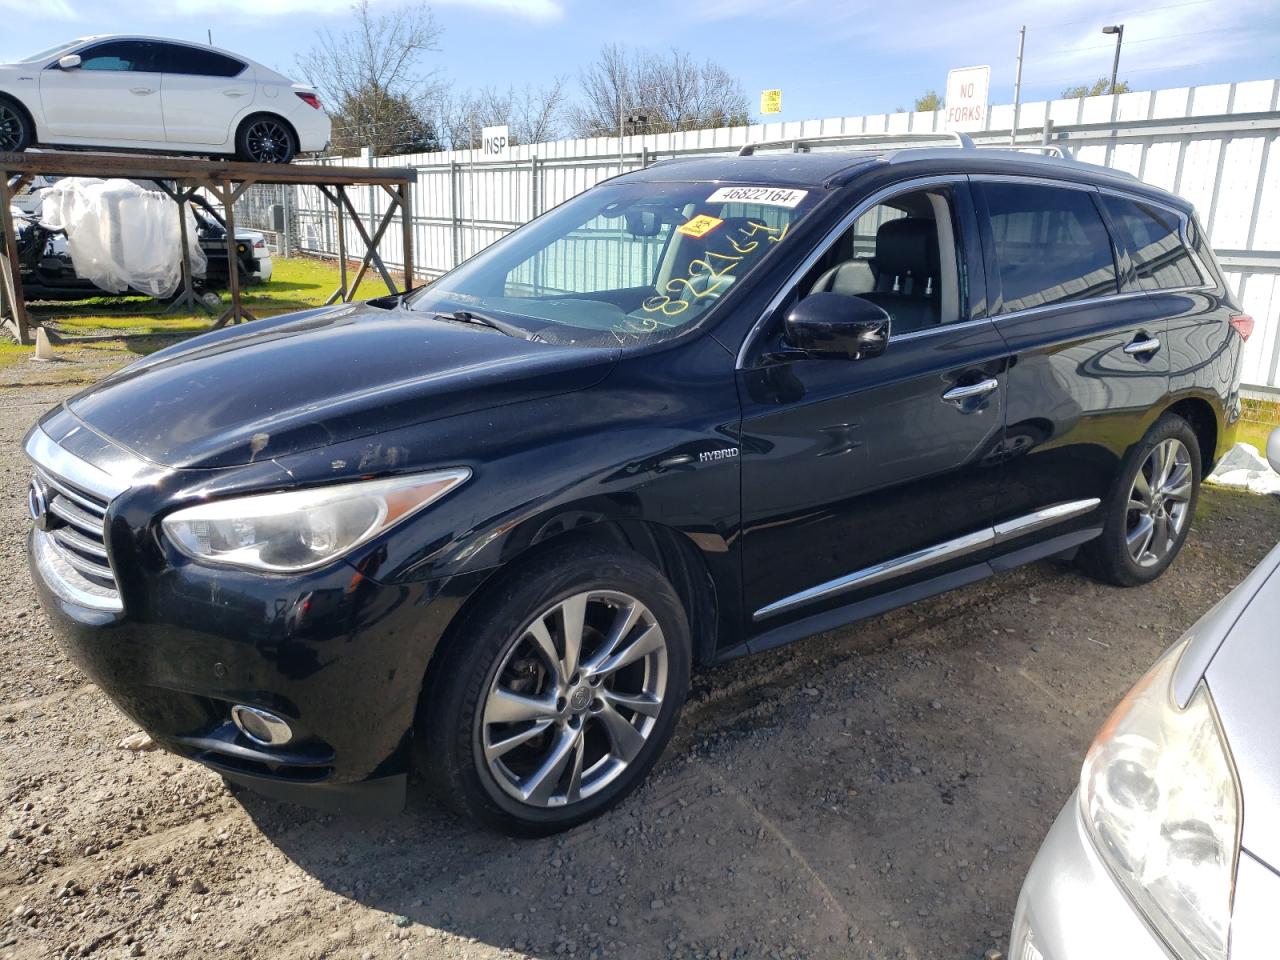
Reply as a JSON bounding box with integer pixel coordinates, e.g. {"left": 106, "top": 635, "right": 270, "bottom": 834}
{"left": 267, "top": 78, "right": 1280, "bottom": 391}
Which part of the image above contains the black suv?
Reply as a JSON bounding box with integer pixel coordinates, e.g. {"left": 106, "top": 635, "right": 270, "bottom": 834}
{"left": 24, "top": 140, "right": 1247, "bottom": 834}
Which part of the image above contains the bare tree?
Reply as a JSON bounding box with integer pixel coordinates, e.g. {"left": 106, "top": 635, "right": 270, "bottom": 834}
{"left": 568, "top": 44, "right": 750, "bottom": 138}
{"left": 296, "top": 0, "right": 444, "bottom": 155}
{"left": 432, "top": 78, "right": 568, "bottom": 149}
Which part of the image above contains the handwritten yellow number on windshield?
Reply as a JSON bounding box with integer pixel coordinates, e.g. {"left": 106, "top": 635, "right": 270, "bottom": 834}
{"left": 641, "top": 219, "right": 790, "bottom": 316}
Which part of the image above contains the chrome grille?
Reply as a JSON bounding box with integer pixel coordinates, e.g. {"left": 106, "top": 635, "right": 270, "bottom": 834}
{"left": 28, "top": 462, "right": 123, "bottom": 613}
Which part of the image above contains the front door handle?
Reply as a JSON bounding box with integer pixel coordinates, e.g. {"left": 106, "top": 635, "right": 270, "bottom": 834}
{"left": 130, "top": 87, "right": 155, "bottom": 96}
{"left": 942, "top": 378, "right": 999, "bottom": 404}
{"left": 1124, "top": 337, "right": 1161, "bottom": 356}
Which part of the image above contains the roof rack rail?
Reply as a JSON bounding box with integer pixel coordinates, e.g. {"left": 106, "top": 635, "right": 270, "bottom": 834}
{"left": 980, "top": 144, "right": 1072, "bottom": 159}
{"left": 738, "top": 130, "right": 975, "bottom": 156}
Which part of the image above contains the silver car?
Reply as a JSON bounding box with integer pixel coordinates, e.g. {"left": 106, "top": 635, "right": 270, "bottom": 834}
{"left": 1012, "top": 433, "right": 1280, "bottom": 960}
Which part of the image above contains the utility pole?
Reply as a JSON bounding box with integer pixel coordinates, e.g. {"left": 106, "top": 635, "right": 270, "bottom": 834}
{"left": 1103, "top": 24, "right": 1125, "bottom": 94}
{"left": 1011, "top": 25, "right": 1026, "bottom": 145}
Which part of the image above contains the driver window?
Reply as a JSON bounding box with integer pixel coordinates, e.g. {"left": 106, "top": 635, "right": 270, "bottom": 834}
{"left": 797, "top": 186, "right": 965, "bottom": 335}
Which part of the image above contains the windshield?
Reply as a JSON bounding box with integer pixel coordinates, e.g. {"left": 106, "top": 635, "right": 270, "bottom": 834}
{"left": 20, "top": 41, "right": 80, "bottom": 63}
{"left": 408, "top": 180, "right": 822, "bottom": 347}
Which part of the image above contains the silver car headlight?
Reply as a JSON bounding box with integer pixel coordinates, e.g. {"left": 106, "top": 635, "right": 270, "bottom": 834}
{"left": 162, "top": 469, "right": 470, "bottom": 573}
{"left": 1080, "top": 637, "right": 1241, "bottom": 960}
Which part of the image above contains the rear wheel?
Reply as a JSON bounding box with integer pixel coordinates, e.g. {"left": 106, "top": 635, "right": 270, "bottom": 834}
{"left": 0, "top": 99, "right": 32, "bottom": 153}
{"left": 235, "top": 115, "right": 296, "bottom": 164}
{"left": 419, "top": 544, "right": 691, "bottom": 835}
{"left": 1078, "top": 414, "right": 1201, "bottom": 586}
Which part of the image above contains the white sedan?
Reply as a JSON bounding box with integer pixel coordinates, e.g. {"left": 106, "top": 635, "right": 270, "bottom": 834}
{"left": 1011, "top": 432, "right": 1280, "bottom": 960}
{"left": 0, "top": 35, "right": 330, "bottom": 163}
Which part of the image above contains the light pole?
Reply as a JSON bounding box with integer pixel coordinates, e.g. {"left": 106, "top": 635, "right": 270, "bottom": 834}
{"left": 1102, "top": 24, "right": 1124, "bottom": 94}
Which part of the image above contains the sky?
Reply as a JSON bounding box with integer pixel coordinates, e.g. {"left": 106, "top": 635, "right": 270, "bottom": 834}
{"left": 3, "top": 0, "right": 1279, "bottom": 127}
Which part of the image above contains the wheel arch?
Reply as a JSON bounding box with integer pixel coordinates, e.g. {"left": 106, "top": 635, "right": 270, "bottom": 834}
{"left": 235, "top": 111, "right": 299, "bottom": 156}
{"left": 432, "top": 517, "right": 721, "bottom": 674}
{"left": 1163, "top": 395, "right": 1219, "bottom": 475}
{"left": 0, "top": 92, "right": 39, "bottom": 143}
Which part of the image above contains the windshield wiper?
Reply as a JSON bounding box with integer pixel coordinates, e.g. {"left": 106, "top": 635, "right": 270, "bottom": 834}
{"left": 434, "top": 310, "right": 540, "bottom": 341}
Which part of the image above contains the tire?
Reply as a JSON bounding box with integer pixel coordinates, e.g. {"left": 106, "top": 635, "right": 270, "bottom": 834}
{"left": 419, "top": 542, "right": 691, "bottom": 835}
{"left": 0, "top": 97, "right": 33, "bottom": 153}
{"left": 1077, "top": 413, "right": 1201, "bottom": 587}
{"left": 235, "top": 115, "right": 296, "bottom": 164}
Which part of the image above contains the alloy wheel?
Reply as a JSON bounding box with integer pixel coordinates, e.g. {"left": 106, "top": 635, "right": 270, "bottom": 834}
{"left": 481, "top": 590, "right": 668, "bottom": 808}
{"left": 0, "top": 104, "right": 24, "bottom": 152}
{"left": 1125, "top": 437, "right": 1193, "bottom": 567}
{"left": 244, "top": 119, "right": 292, "bottom": 163}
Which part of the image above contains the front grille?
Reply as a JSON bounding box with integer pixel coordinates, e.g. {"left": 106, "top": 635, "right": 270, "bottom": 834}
{"left": 31, "top": 465, "right": 122, "bottom": 612}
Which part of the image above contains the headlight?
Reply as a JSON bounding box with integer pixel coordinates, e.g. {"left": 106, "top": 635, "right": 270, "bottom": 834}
{"left": 1080, "top": 637, "right": 1241, "bottom": 960}
{"left": 162, "top": 469, "right": 470, "bottom": 573}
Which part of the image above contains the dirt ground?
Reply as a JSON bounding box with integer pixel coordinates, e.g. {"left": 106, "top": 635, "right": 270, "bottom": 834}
{"left": 3, "top": 349, "right": 1279, "bottom": 960}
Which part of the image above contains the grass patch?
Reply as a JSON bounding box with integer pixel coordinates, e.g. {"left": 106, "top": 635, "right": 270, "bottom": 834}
{"left": 0, "top": 339, "right": 32, "bottom": 370}
{"left": 28, "top": 257, "right": 397, "bottom": 346}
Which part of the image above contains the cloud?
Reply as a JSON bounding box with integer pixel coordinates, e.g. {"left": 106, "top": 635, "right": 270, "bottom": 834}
{"left": 680, "top": 0, "right": 1278, "bottom": 97}
{"left": 18, "top": 0, "right": 565, "bottom": 22}
{"left": 0, "top": 0, "right": 75, "bottom": 17}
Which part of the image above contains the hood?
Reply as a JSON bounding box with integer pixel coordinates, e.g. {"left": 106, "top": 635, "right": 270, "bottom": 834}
{"left": 1198, "top": 551, "right": 1280, "bottom": 870}
{"left": 63, "top": 303, "right": 619, "bottom": 469}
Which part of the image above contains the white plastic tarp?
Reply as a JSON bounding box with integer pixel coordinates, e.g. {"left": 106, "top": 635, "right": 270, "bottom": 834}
{"left": 40, "top": 178, "right": 206, "bottom": 299}
{"left": 1206, "top": 442, "right": 1280, "bottom": 496}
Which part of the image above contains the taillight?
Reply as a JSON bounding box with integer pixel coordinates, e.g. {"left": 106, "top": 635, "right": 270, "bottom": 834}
{"left": 1229, "top": 314, "right": 1254, "bottom": 341}
{"left": 296, "top": 92, "right": 322, "bottom": 110}
{"left": 254, "top": 239, "right": 266, "bottom": 250}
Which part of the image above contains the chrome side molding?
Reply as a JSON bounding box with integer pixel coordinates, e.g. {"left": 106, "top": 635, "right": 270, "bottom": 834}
{"left": 753, "top": 498, "right": 1101, "bottom": 622}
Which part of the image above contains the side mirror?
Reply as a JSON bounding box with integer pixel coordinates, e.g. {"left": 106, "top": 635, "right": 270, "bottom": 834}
{"left": 58, "top": 54, "right": 82, "bottom": 70}
{"left": 1267, "top": 427, "right": 1280, "bottom": 474}
{"left": 783, "top": 292, "right": 890, "bottom": 360}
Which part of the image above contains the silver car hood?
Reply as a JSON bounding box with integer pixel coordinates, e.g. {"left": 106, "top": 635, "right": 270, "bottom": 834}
{"left": 1195, "top": 546, "right": 1280, "bottom": 871}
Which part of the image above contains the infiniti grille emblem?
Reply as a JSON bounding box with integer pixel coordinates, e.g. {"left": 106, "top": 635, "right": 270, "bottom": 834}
{"left": 28, "top": 477, "right": 53, "bottom": 532}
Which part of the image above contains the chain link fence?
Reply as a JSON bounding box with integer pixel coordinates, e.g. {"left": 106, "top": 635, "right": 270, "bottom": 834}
{"left": 232, "top": 183, "right": 298, "bottom": 257}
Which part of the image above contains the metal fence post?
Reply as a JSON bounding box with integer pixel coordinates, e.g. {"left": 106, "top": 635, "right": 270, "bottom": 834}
{"left": 530, "top": 156, "right": 539, "bottom": 220}
{"left": 450, "top": 161, "right": 461, "bottom": 268}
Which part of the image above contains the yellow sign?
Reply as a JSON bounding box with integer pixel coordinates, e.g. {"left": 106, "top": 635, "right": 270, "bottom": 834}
{"left": 676, "top": 215, "right": 724, "bottom": 239}
{"left": 760, "top": 89, "right": 782, "bottom": 114}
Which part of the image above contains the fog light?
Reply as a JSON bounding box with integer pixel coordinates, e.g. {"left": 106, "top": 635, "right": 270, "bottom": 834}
{"left": 230, "top": 705, "right": 293, "bottom": 746}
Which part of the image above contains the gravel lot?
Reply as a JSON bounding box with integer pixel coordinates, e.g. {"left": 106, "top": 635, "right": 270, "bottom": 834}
{"left": 3, "top": 349, "right": 1278, "bottom": 960}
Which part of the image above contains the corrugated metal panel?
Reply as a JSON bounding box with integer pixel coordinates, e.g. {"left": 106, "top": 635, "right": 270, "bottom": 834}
{"left": 292, "top": 79, "right": 1280, "bottom": 388}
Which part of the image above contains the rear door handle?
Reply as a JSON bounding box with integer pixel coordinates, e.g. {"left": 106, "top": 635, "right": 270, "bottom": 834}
{"left": 1124, "top": 337, "right": 1161, "bottom": 356}
{"left": 130, "top": 87, "right": 155, "bottom": 96}
{"left": 223, "top": 90, "right": 246, "bottom": 97}
{"left": 942, "top": 378, "right": 1000, "bottom": 403}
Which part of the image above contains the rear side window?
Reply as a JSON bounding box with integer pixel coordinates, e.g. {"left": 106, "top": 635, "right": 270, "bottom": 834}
{"left": 1101, "top": 195, "right": 1204, "bottom": 290}
{"left": 159, "top": 44, "right": 246, "bottom": 78}
{"left": 983, "top": 183, "right": 1118, "bottom": 314}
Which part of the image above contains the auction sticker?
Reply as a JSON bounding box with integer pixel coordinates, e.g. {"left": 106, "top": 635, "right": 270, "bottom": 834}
{"left": 706, "top": 186, "right": 808, "bottom": 208}
{"left": 677, "top": 214, "right": 725, "bottom": 238}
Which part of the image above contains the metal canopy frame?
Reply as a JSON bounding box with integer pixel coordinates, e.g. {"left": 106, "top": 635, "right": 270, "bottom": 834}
{"left": 0, "top": 150, "right": 415, "bottom": 344}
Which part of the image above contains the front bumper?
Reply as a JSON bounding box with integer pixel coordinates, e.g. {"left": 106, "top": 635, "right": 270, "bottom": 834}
{"left": 1011, "top": 794, "right": 1174, "bottom": 960}
{"left": 29, "top": 530, "right": 484, "bottom": 815}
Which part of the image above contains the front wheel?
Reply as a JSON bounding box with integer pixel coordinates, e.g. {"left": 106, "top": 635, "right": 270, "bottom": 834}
{"left": 235, "top": 115, "right": 296, "bottom": 164}
{"left": 1078, "top": 413, "right": 1201, "bottom": 586}
{"left": 419, "top": 544, "right": 691, "bottom": 835}
{"left": 0, "top": 99, "right": 32, "bottom": 153}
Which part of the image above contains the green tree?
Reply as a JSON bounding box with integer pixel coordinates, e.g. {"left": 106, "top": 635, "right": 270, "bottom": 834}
{"left": 914, "top": 90, "right": 942, "bottom": 111}
{"left": 1061, "top": 77, "right": 1132, "bottom": 98}
{"left": 332, "top": 85, "right": 441, "bottom": 156}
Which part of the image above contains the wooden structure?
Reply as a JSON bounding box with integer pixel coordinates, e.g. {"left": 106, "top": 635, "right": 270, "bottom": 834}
{"left": 0, "top": 151, "right": 414, "bottom": 344}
